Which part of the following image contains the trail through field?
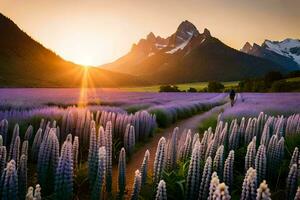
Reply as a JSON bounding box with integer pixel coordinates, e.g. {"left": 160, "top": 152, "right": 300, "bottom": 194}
{"left": 112, "top": 94, "right": 239, "bottom": 195}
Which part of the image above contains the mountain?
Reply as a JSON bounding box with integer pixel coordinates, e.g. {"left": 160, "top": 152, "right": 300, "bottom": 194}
{"left": 101, "top": 31, "right": 170, "bottom": 73}
{"left": 241, "top": 39, "right": 300, "bottom": 71}
{"left": 102, "top": 20, "right": 286, "bottom": 83}
{"left": 0, "top": 13, "right": 145, "bottom": 87}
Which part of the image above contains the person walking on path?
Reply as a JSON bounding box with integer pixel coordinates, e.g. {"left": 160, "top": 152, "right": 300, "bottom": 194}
{"left": 229, "top": 89, "right": 236, "bottom": 107}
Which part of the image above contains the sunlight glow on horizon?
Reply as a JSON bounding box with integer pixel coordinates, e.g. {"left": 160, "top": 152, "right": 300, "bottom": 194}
{"left": 1, "top": 0, "right": 299, "bottom": 66}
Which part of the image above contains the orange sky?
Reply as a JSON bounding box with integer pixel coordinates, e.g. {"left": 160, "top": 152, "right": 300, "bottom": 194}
{"left": 1, "top": 0, "right": 299, "bottom": 66}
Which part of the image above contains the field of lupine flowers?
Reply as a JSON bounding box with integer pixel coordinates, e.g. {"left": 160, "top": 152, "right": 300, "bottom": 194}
{"left": 0, "top": 89, "right": 226, "bottom": 199}
{"left": 0, "top": 89, "right": 300, "bottom": 199}
{"left": 143, "top": 111, "right": 300, "bottom": 200}
{"left": 0, "top": 88, "right": 222, "bottom": 109}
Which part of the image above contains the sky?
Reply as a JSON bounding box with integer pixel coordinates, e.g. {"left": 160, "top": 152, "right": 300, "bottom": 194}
{"left": 1, "top": 0, "right": 299, "bottom": 66}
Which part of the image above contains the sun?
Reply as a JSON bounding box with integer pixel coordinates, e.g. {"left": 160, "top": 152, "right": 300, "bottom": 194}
{"left": 73, "top": 54, "right": 96, "bottom": 66}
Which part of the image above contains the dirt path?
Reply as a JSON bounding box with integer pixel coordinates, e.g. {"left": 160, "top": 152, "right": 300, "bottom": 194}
{"left": 112, "top": 97, "right": 237, "bottom": 195}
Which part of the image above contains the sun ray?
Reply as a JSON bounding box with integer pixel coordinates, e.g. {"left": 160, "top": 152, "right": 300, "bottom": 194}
{"left": 78, "top": 66, "right": 99, "bottom": 107}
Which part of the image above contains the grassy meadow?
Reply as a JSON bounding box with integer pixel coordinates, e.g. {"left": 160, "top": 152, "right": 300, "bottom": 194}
{"left": 118, "top": 81, "right": 239, "bottom": 92}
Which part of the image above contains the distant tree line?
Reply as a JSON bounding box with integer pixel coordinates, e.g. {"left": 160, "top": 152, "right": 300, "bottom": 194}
{"left": 159, "top": 70, "right": 300, "bottom": 93}
{"left": 159, "top": 81, "right": 227, "bottom": 93}
{"left": 159, "top": 85, "right": 181, "bottom": 92}
{"left": 238, "top": 70, "right": 300, "bottom": 92}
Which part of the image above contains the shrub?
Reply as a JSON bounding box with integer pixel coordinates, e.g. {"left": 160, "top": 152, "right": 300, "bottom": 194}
{"left": 187, "top": 87, "right": 197, "bottom": 93}
{"left": 159, "top": 85, "right": 181, "bottom": 92}
{"left": 208, "top": 81, "right": 224, "bottom": 92}
{"left": 270, "top": 80, "right": 289, "bottom": 92}
{"left": 149, "top": 108, "right": 172, "bottom": 128}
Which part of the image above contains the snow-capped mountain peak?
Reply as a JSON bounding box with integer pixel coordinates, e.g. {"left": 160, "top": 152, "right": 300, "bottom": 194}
{"left": 263, "top": 39, "right": 300, "bottom": 65}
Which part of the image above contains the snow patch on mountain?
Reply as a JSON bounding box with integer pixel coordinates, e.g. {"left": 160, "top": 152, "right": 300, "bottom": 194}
{"left": 155, "top": 43, "right": 167, "bottom": 49}
{"left": 166, "top": 36, "right": 192, "bottom": 54}
{"left": 148, "top": 52, "right": 155, "bottom": 57}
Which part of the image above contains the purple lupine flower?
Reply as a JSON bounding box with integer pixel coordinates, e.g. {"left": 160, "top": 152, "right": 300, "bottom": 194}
{"left": 24, "top": 125, "right": 33, "bottom": 141}
{"left": 155, "top": 180, "right": 167, "bottom": 200}
{"left": 91, "top": 147, "right": 106, "bottom": 200}
{"left": 213, "top": 145, "right": 224, "bottom": 181}
{"left": 255, "top": 145, "right": 267, "bottom": 184}
{"left": 118, "top": 148, "right": 126, "bottom": 196}
{"left": 124, "top": 124, "right": 135, "bottom": 155}
{"left": 153, "top": 137, "right": 167, "bottom": 184}
{"left": 54, "top": 134, "right": 73, "bottom": 200}
{"left": 224, "top": 150, "right": 234, "bottom": 193}
{"left": 0, "top": 119, "right": 8, "bottom": 146}
{"left": 140, "top": 150, "right": 150, "bottom": 186}
{"left": 213, "top": 182, "right": 231, "bottom": 200}
{"left": 256, "top": 180, "right": 271, "bottom": 200}
{"left": 199, "top": 156, "right": 213, "bottom": 200}
{"left": 18, "top": 154, "right": 28, "bottom": 199}
{"left": 72, "top": 136, "right": 79, "bottom": 172}
{"left": 0, "top": 146, "right": 6, "bottom": 175}
{"left": 180, "top": 130, "right": 192, "bottom": 161}
{"left": 229, "top": 120, "right": 239, "bottom": 150}
{"left": 31, "top": 128, "right": 43, "bottom": 161}
{"left": 1, "top": 160, "right": 18, "bottom": 200}
{"left": 208, "top": 172, "right": 220, "bottom": 200}
{"left": 97, "top": 126, "right": 105, "bottom": 148}
{"left": 287, "top": 164, "right": 298, "bottom": 200}
{"left": 9, "top": 123, "right": 19, "bottom": 161}
{"left": 186, "top": 140, "right": 201, "bottom": 200}
{"left": 105, "top": 121, "right": 113, "bottom": 193}
{"left": 166, "top": 127, "right": 178, "bottom": 170}
{"left": 241, "top": 167, "right": 257, "bottom": 200}
{"left": 289, "top": 147, "right": 299, "bottom": 169}
{"left": 11, "top": 136, "right": 20, "bottom": 168}
{"left": 37, "top": 128, "right": 59, "bottom": 194}
{"left": 21, "top": 140, "right": 29, "bottom": 158}
{"left": 88, "top": 121, "right": 98, "bottom": 188}
{"left": 130, "top": 170, "right": 142, "bottom": 200}
{"left": 245, "top": 137, "right": 256, "bottom": 172}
